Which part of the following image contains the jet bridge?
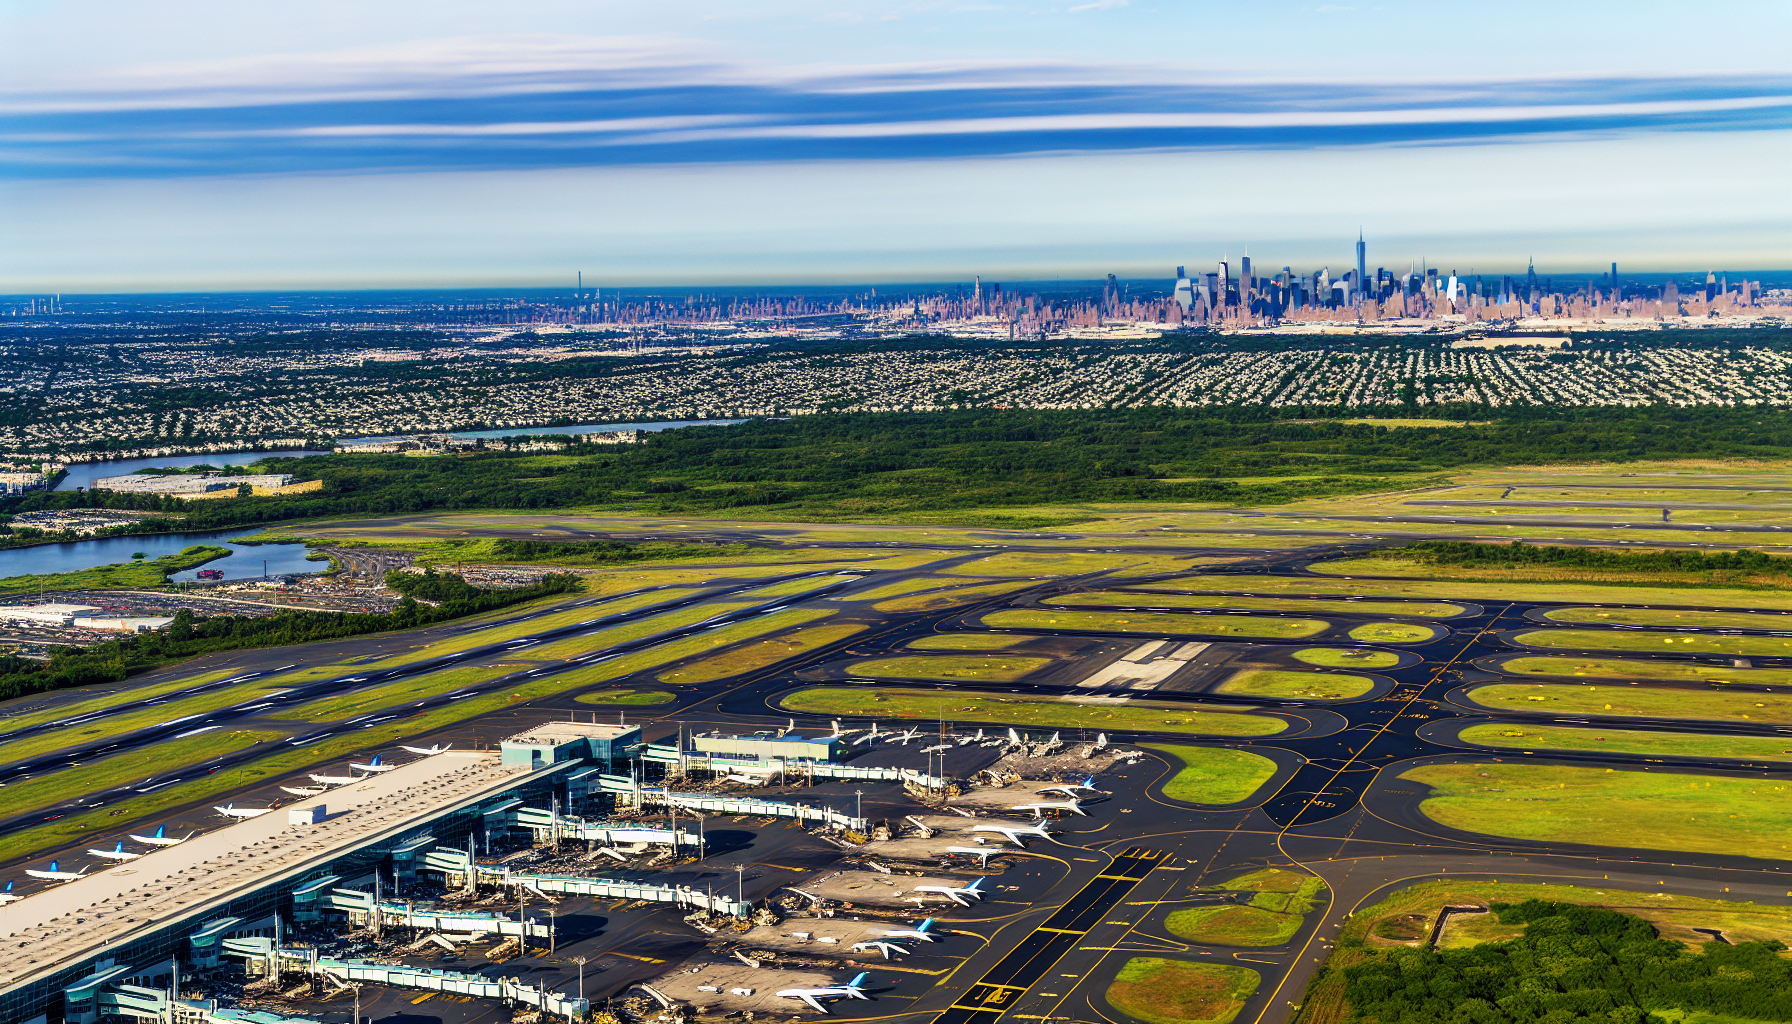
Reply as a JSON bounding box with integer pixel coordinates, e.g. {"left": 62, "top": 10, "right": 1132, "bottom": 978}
{"left": 216, "top": 939, "right": 588, "bottom": 1018}
{"left": 419, "top": 847, "right": 751, "bottom": 916}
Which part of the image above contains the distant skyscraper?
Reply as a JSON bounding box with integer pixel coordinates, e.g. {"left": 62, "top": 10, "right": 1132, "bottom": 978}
{"left": 1355, "top": 232, "right": 1368, "bottom": 303}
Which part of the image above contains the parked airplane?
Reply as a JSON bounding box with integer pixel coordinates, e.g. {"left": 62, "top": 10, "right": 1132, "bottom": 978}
{"left": 956, "top": 729, "right": 985, "bottom": 746}
{"left": 853, "top": 722, "right": 886, "bottom": 746}
{"left": 912, "top": 877, "right": 986, "bottom": 906}
{"left": 850, "top": 940, "right": 909, "bottom": 959}
{"left": 972, "top": 821, "right": 1052, "bottom": 846}
{"left": 128, "top": 824, "right": 193, "bottom": 847}
{"left": 1008, "top": 799, "right": 1086, "bottom": 817}
{"left": 876, "top": 919, "right": 938, "bottom": 943}
{"left": 280, "top": 785, "right": 327, "bottom": 797}
{"left": 215, "top": 804, "right": 273, "bottom": 818}
{"left": 918, "top": 743, "right": 952, "bottom": 754}
{"left": 947, "top": 845, "right": 1002, "bottom": 866}
{"left": 891, "top": 726, "right": 923, "bottom": 745}
{"left": 351, "top": 753, "right": 396, "bottom": 773}
{"left": 1036, "top": 776, "right": 1100, "bottom": 798}
{"left": 777, "top": 972, "right": 871, "bottom": 1013}
{"left": 25, "top": 860, "right": 88, "bottom": 881}
{"left": 86, "top": 841, "right": 142, "bottom": 862}
{"left": 309, "top": 771, "right": 358, "bottom": 785}
{"left": 0, "top": 881, "right": 16, "bottom": 904}
{"left": 399, "top": 743, "right": 452, "bottom": 756}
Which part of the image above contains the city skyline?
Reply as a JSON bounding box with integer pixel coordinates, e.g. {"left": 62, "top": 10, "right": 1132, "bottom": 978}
{"left": 1, "top": 2, "right": 1789, "bottom": 290}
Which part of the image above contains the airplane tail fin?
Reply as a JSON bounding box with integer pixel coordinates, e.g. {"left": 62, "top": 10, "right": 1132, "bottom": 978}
{"left": 848, "top": 972, "right": 870, "bottom": 989}
{"left": 47, "top": 860, "right": 57, "bottom": 872}
{"left": 154, "top": 824, "right": 166, "bottom": 838}
{"left": 967, "top": 877, "right": 986, "bottom": 891}
{"left": 918, "top": 918, "right": 935, "bottom": 932}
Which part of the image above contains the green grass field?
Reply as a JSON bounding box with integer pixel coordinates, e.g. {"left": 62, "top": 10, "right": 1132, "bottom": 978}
{"left": 1048, "top": 591, "right": 1465, "bottom": 617}
{"left": 574, "top": 688, "right": 674, "bottom": 705}
{"left": 1503, "top": 655, "right": 1792, "bottom": 687}
{"left": 1153, "top": 571, "right": 1792, "bottom": 611}
{"left": 981, "top": 608, "right": 1328, "bottom": 639}
{"left": 872, "top": 579, "right": 1040, "bottom": 612}
{"left": 1336, "top": 878, "right": 1792, "bottom": 949}
{"left": 731, "top": 577, "right": 846, "bottom": 599}
{"left": 845, "top": 654, "right": 1054, "bottom": 682}
{"left": 1291, "top": 647, "right": 1402, "bottom": 669}
{"left": 0, "top": 728, "right": 278, "bottom": 823}
{"left": 1106, "top": 959, "right": 1260, "bottom": 1024}
{"left": 1544, "top": 607, "right": 1792, "bottom": 630}
{"left": 905, "top": 633, "right": 1043, "bottom": 650}
{"left": 659, "top": 622, "right": 864, "bottom": 684}
{"left": 1457, "top": 723, "right": 1792, "bottom": 761}
{"left": 377, "top": 591, "right": 691, "bottom": 664}
{"left": 1164, "top": 905, "right": 1303, "bottom": 946}
{"left": 522, "top": 600, "right": 760, "bottom": 661}
{"left": 781, "top": 688, "right": 1287, "bottom": 737}
{"left": 1467, "top": 682, "right": 1792, "bottom": 723}
{"left": 1145, "top": 744, "right": 1281, "bottom": 804}
{"left": 1213, "top": 669, "right": 1375, "bottom": 700}
{"left": 0, "top": 677, "right": 286, "bottom": 767}
{"left": 1347, "top": 622, "right": 1438, "bottom": 643}
{"left": 0, "top": 667, "right": 243, "bottom": 736}
{"left": 272, "top": 664, "right": 518, "bottom": 722}
{"left": 1403, "top": 762, "right": 1792, "bottom": 860}
{"left": 837, "top": 576, "right": 978, "bottom": 602}
{"left": 940, "top": 550, "right": 1210, "bottom": 578}
{"left": 0, "top": 544, "right": 229, "bottom": 594}
{"left": 1515, "top": 629, "right": 1792, "bottom": 657}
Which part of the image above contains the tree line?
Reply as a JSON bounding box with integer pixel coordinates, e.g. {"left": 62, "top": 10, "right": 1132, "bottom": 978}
{"left": 1401, "top": 540, "right": 1791, "bottom": 574}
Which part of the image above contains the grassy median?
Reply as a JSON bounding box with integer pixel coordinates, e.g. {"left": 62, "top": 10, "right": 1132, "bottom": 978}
{"left": 846, "top": 654, "right": 1054, "bottom": 682}
{"left": 1515, "top": 628, "right": 1792, "bottom": 657}
{"left": 1292, "top": 648, "right": 1402, "bottom": 669}
{"left": 1106, "top": 959, "right": 1260, "bottom": 1024}
{"left": 1213, "top": 669, "right": 1374, "bottom": 701}
{"left": 1146, "top": 744, "right": 1282, "bottom": 804}
{"left": 982, "top": 608, "right": 1328, "bottom": 639}
{"left": 782, "top": 687, "right": 1286, "bottom": 737}
{"left": 1545, "top": 607, "right": 1792, "bottom": 630}
{"left": 1467, "top": 682, "right": 1792, "bottom": 724}
{"left": 1503, "top": 656, "right": 1792, "bottom": 687}
{"left": 659, "top": 622, "right": 864, "bottom": 684}
{"left": 1403, "top": 762, "right": 1792, "bottom": 860}
{"left": 1050, "top": 591, "right": 1464, "bottom": 617}
{"left": 1457, "top": 723, "right": 1792, "bottom": 761}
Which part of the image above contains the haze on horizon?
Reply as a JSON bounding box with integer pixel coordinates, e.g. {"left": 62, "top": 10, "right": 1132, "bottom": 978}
{"left": 1, "top": 0, "right": 1789, "bottom": 293}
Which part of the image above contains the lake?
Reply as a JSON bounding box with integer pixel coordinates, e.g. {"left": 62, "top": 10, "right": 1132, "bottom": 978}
{"left": 0, "top": 531, "right": 317, "bottom": 583}
{"left": 339, "top": 418, "right": 744, "bottom": 445}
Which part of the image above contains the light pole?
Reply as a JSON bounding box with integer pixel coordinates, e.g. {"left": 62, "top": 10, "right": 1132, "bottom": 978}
{"left": 569, "top": 955, "right": 590, "bottom": 1020}
{"left": 736, "top": 863, "right": 745, "bottom": 904}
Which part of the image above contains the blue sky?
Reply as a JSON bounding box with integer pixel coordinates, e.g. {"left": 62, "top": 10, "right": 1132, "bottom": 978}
{"left": 2, "top": 1, "right": 1789, "bottom": 291}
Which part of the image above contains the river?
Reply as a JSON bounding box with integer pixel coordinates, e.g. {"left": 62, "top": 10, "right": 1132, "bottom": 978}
{"left": 53, "top": 451, "right": 328, "bottom": 491}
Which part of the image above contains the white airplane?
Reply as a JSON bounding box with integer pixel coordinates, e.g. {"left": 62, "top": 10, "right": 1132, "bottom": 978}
{"left": 892, "top": 726, "right": 922, "bottom": 745}
{"left": 919, "top": 742, "right": 952, "bottom": 754}
{"left": 215, "top": 803, "right": 273, "bottom": 818}
{"left": 1037, "top": 776, "right": 1099, "bottom": 798}
{"left": 912, "top": 877, "right": 986, "bottom": 907}
{"left": 399, "top": 743, "right": 452, "bottom": 756}
{"left": 309, "top": 771, "right": 358, "bottom": 785}
{"left": 947, "top": 846, "right": 1002, "bottom": 866}
{"left": 128, "top": 824, "right": 193, "bottom": 847}
{"left": 876, "top": 919, "right": 938, "bottom": 944}
{"left": 956, "top": 729, "right": 985, "bottom": 747}
{"left": 1009, "top": 799, "right": 1086, "bottom": 817}
{"left": 777, "top": 972, "right": 871, "bottom": 1013}
{"left": 25, "top": 860, "right": 88, "bottom": 881}
{"left": 86, "top": 841, "right": 142, "bottom": 862}
{"left": 973, "top": 821, "right": 1052, "bottom": 846}
{"left": 1006, "top": 727, "right": 1023, "bottom": 745}
{"left": 850, "top": 940, "right": 909, "bottom": 960}
{"left": 853, "top": 723, "right": 885, "bottom": 746}
{"left": 0, "top": 881, "right": 17, "bottom": 904}
{"left": 280, "top": 784, "right": 327, "bottom": 796}
{"left": 351, "top": 753, "right": 396, "bottom": 773}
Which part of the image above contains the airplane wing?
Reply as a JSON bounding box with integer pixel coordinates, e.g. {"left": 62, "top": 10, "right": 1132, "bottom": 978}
{"left": 798, "top": 993, "right": 828, "bottom": 1013}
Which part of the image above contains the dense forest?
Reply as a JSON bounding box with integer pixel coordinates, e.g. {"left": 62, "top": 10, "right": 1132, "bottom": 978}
{"left": 1339, "top": 901, "right": 1792, "bottom": 1024}
{"left": 1400, "top": 541, "right": 1792, "bottom": 573}
{"left": 0, "top": 569, "right": 580, "bottom": 703}
{"left": 11, "top": 405, "right": 1792, "bottom": 528}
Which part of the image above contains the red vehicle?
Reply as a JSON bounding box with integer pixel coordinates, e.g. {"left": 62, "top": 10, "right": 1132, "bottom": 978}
{"left": 196, "top": 569, "right": 225, "bottom": 580}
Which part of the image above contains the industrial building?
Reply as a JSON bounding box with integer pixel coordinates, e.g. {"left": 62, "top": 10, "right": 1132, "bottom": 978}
{"left": 90, "top": 473, "right": 296, "bottom": 498}
{"left": 0, "top": 603, "right": 101, "bottom": 627}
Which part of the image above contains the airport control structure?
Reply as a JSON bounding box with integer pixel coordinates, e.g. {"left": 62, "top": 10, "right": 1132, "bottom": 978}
{"left": 0, "top": 715, "right": 1116, "bottom": 1024}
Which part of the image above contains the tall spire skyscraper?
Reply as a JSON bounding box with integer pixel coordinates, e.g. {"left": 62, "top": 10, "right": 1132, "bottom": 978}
{"left": 1355, "top": 231, "right": 1368, "bottom": 303}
